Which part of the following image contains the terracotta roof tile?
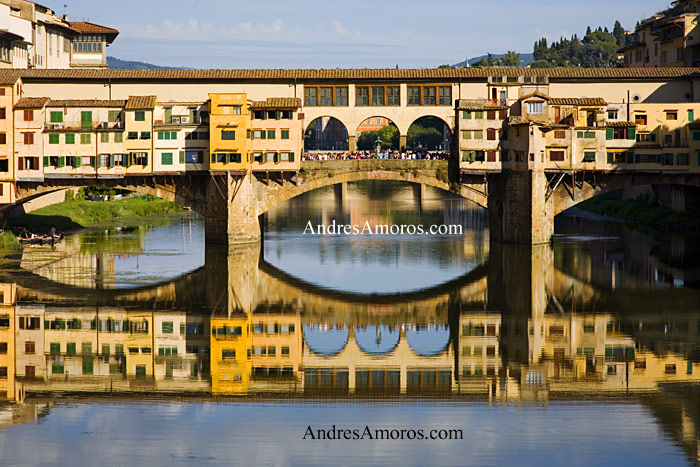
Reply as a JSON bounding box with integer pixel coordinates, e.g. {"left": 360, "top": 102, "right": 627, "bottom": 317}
{"left": 47, "top": 99, "right": 127, "bottom": 108}
{"left": 15, "top": 97, "right": 50, "bottom": 109}
{"left": 549, "top": 97, "right": 607, "bottom": 106}
{"left": 0, "top": 71, "right": 21, "bottom": 86}
{"left": 68, "top": 22, "right": 119, "bottom": 42}
{"left": 251, "top": 97, "right": 301, "bottom": 108}
{"left": 2, "top": 67, "right": 698, "bottom": 82}
{"left": 126, "top": 96, "right": 157, "bottom": 109}
{"left": 456, "top": 99, "right": 508, "bottom": 110}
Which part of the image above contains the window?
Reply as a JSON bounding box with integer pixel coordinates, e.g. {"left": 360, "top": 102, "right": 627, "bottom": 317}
{"left": 527, "top": 101, "right": 544, "bottom": 114}
{"left": 320, "top": 87, "right": 333, "bottom": 106}
{"left": 161, "top": 152, "right": 173, "bottom": 165}
{"left": 50, "top": 111, "right": 63, "bottom": 123}
{"left": 304, "top": 87, "right": 317, "bottom": 106}
{"left": 550, "top": 150, "right": 565, "bottom": 162}
{"left": 387, "top": 86, "right": 400, "bottom": 106}
{"left": 689, "top": 110, "right": 695, "bottom": 122}
{"left": 487, "top": 110, "right": 496, "bottom": 120}
{"left": 23, "top": 132, "right": 34, "bottom": 145}
{"left": 677, "top": 153, "right": 690, "bottom": 165}
{"left": 335, "top": 87, "right": 348, "bottom": 106}
{"left": 637, "top": 132, "right": 656, "bottom": 143}
{"left": 583, "top": 151, "right": 596, "bottom": 162}
{"left": 157, "top": 131, "right": 177, "bottom": 140}
{"left": 279, "top": 152, "right": 295, "bottom": 162}
{"left": 607, "top": 110, "right": 618, "bottom": 120}
{"left": 280, "top": 129, "right": 290, "bottom": 140}
{"left": 140, "top": 132, "right": 151, "bottom": 140}
{"left": 408, "top": 86, "right": 421, "bottom": 105}
{"left": 356, "top": 87, "right": 369, "bottom": 106}
{"left": 222, "top": 349, "right": 236, "bottom": 359}
{"left": 81, "top": 133, "right": 91, "bottom": 144}
{"left": 371, "top": 87, "right": 385, "bottom": 106}
{"left": 577, "top": 131, "right": 596, "bottom": 139}
{"left": 635, "top": 114, "right": 647, "bottom": 125}
{"left": 438, "top": 86, "right": 451, "bottom": 105}
{"left": 666, "top": 111, "right": 678, "bottom": 120}
{"left": 422, "top": 86, "right": 436, "bottom": 105}
{"left": 114, "top": 133, "right": 123, "bottom": 143}
{"left": 108, "top": 110, "right": 121, "bottom": 122}
{"left": 66, "top": 343, "right": 76, "bottom": 355}
{"left": 49, "top": 133, "right": 59, "bottom": 144}
{"left": 221, "top": 130, "right": 235, "bottom": 140}
{"left": 554, "top": 130, "right": 566, "bottom": 139}
{"left": 24, "top": 110, "right": 34, "bottom": 121}
{"left": 134, "top": 111, "right": 145, "bottom": 122}
{"left": 487, "top": 128, "right": 497, "bottom": 140}
{"left": 266, "top": 129, "right": 275, "bottom": 139}
{"left": 132, "top": 152, "right": 148, "bottom": 166}
{"left": 0, "top": 343, "right": 6, "bottom": 354}
{"left": 665, "top": 364, "right": 677, "bottom": 374}
{"left": 65, "top": 133, "right": 75, "bottom": 144}
{"left": 128, "top": 132, "right": 138, "bottom": 140}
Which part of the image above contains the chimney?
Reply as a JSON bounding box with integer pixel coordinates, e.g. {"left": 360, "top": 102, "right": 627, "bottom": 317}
{"left": 62, "top": 14, "right": 69, "bottom": 22}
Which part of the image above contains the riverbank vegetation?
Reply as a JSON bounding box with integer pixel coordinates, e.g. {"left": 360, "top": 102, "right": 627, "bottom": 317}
{"left": 9, "top": 195, "right": 184, "bottom": 233}
{"left": 577, "top": 192, "right": 700, "bottom": 235}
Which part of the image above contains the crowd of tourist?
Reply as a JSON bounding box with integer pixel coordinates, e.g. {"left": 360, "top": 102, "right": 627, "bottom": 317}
{"left": 302, "top": 151, "right": 450, "bottom": 161}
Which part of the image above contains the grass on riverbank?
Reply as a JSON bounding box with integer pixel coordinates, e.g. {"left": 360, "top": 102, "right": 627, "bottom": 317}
{"left": 577, "top": 191, "right": 700, "bottom": 234}
{"left": 9, "top": 196, "right": 185, "bottom": 232}
{"left": 0, "top": 230, "right": 18, "bottom": 252}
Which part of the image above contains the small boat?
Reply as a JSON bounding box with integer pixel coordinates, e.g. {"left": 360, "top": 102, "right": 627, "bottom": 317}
{"left": 15, "top": 228, "right": 62, "bottom": 246}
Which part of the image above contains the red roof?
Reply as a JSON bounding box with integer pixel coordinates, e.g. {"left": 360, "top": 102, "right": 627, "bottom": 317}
{"left": 68, "top": 22, "right": 119, "bottom": 43}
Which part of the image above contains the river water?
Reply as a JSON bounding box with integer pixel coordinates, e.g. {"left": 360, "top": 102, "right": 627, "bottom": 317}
{"left": 0, "top": 181, "right": 699, "bottom": 466}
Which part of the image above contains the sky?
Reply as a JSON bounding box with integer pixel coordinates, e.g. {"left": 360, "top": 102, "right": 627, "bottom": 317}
{"left": 43, "top": 0, "right": 668, "bottom": 68}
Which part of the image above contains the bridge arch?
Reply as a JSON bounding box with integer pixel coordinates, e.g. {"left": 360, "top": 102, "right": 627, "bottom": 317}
{"left": 256, "top": 163, "right": 488, "bottom": 216}
{"left": 304, "top": 116, "right": 350, "bottom": 152}
{"left": 406, "top": 325, "right": 451, "bottom": 356}
{"left": 551, "top": 173, "right": 700, "bottom": 217}
{"left": 407, "top": 115, "right": 453, "bottom": 152}
{"left": 303, "top": 324, "right": 350, "bottom": 356}
{"left": 355, "top": 325, "right": 400, "bottom": 355}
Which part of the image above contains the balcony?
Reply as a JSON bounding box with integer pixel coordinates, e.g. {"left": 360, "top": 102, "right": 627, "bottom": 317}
{"left": 44, "top": 121, "right": 124, "bottom": 131}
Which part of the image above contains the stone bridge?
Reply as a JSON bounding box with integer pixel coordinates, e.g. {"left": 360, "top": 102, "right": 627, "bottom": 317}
{"left": 8, "top": 160, "right": 700, "bottom": 245}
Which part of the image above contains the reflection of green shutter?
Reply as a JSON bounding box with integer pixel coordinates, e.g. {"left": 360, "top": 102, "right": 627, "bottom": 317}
{"left": 606, "top": 127, "right": 614, "bottom": 140}
{"left": 58, "top": 156, "right": 65, "bottom": 167}
{"left": 627, "top": 152, "right": 634, "bottom": 164}
{"left": 605, "top": 346, "right": 612, "bottom": 358}
{"left": 179, "top": 151, "right": 185, "bottom": 164}
{"left": 635, "top": 154, "right": 640, "bottom": 163}
{"left": 289, "top": 152, "right": 294, "bottom": 162}
{"left": 627, "top": 127, "right": 636, "bottom": 140}
{"left": 626, "top": 347, "right": 635, "bottom": 359}
{"left": 607, "top": 152, "right": 613, "bottom": 164}
{"left": 90, "top": 156, "right": 96, "bottom": 168}
{"left": 82, "top": 356, "right": 93, "bottom": 375}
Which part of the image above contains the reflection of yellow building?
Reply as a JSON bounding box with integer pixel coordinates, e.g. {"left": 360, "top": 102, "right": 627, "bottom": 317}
{"left": 124, "top": 311, "right": 154, "bottom": 378}
{"left": 0, "top": 283, "right": 16, "bottom": 400}
{"left": 250, "top": 312, "right": 302, "bottom": 392}
{"left": 210, "top": 315, "right": 252, "bottom": 394}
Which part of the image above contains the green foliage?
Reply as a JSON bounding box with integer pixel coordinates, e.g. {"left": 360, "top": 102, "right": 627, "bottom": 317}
{"left": 531, "top": 21, "right": 628, "bottom": 68}
{"left": 437, "top": 64, "right": 451, "bottom": 69}
{"left": 470, "top": 51, "right": 521, "bottom": 68}
{"left": 357, "top": 125, "right": 399, "bottom": 150}
{"left": 0, "top": 231, "right": 18, "bottom": 252}
{"left": 10, "top": 197, "right": 184, "bottom": 232}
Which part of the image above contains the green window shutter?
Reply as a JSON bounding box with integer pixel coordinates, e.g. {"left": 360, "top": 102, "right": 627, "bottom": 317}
{"left": 190, "top": 108, "right": 196, "bottom": 122}
{"left": 72, "top": 157, "right": 79, "bottom": 168}
{"left": 65, "top": 133, "right": 75, "bottom": 144}
{"left": 289, "top": 152, "right": 295, "bottom": 162}
{"left": 627, "top": 127, "right": 636, "bottom": 140}
{"left": 689, "top": 110, "right": 694, "bottom": 122}
{"left": 162, "top": 321, "right": 173, "bottom": 334}
{"left": 50, "top": 111, "right": 63, "bottom": 123}
{"left": 268, "top": 130, "right": 275, "bottom": 139}
{"left": 81, "top": 111, "right": 92, "bottom": 129}
{"left": 157, "top": 131, "right": 163, "bottom": 140}
{"left": 179, "top": 151, "right": 185, "bottom": 164}
{"left": 211, "top": 153, "right": 216, "bottom": 164}
{"left": 135, "top": 111, "right": 145, "bottom": 122}
{"left": 50, "top": 342, "right": 60, "bottom": 354}
{"left": 75, "top": 319, "right": 81, "bottom": 330}
{"left": 161, "top": 152, "right": 173, "bottom": 165}
{"left": 81, "top": 342, "right": 91, "bottom": 354}
{"left": 49, "top": 133, "right": 59, "bottom": 144}
{"left": 164, "top": 108, "right": 172, "bottom": 123}
{"left": 658, "top": 154, "right": 665, "bottom": 165}
{"left": 43, "top": 156, "right": 49, "bottom": 166}
{"left": 635, "top": 153, "right": 640, "bottom": 163}
{"left": 171, "top": 131, "right": 177, "bottom": 139}
{"left": 58, "top": 156, "right": 65, "bottom": 167}
{"left": 607, "top": 152, "right": 613, "bottom": 164}
{"left": 627, "top": 152, "right": 634, "bottom": 164}
{"left": 605, "top": 347, "right": 612, "bottom": 358}
{"left": 577, "top": 131, "right": 583, "bottom": 138}
{"left": 281, "top": 129, "right": 289, "bottom": 139}
{"left": 82, "top": 356, "right": 93, "bottom": 375}
{"left": 90, "top": 156, "right": 96, "bottom": 168}
{"left": 606, "top": 127, "right": 614, "bottom": 140}
{"left": 66, "top": 342, "right": 76, "bottom": 354}
{"left": 694, "top": 131, "right": 700, "bottom": 141}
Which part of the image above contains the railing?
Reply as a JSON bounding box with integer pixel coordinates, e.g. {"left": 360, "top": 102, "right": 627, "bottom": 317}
{"left": 154, "top": 116, "right": 204, "bottom": 125}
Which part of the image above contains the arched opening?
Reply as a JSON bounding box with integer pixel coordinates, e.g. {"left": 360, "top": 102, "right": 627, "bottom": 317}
{"left": 303, "top": 324, "right": 349, "bottom": 356}
{"left": 355, "top": 325, "right": 400, "bottom": 355}
{"left": 407, "top": 116, "right": 452, "bottom": 154}
{"left": 355, "top": 117, "right": 399, "bottom": 152}
{"left": 304, "top": 117, "right": 349, "bottom": 152}
{"left": 406, "top": 325, "right": 451, "bottom": 356}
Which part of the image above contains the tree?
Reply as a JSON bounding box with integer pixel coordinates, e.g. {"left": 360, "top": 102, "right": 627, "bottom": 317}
{"left": 437, "top": 64, "right": 451, "bottom": 69}
{"left": 357, "top": 125, "right": 399, "bottom": 150}
{"left": 500, "top": 51, "right": 521, "bottom": 67}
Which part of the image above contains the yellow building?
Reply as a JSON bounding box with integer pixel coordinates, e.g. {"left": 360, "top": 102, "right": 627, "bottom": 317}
{"left": 621, "top": 1, "right": 700, "bottom": 68}
{"left": 14, "top": 96, "right": 48, "bottom": 181}
{"left": 42, "top": 99, "right": 126, "bottom": 176}
{"left": 123, "top": 96, "right": 156, "bottom": 173}
{"left": 0, "top": 283, "right": 16, "bottom": 400}
{"left": 208, "top": 93, "right": 250, "bottom": 171}
{"left": 250, "top": 98, "right": 302, "bottom": 173}
{"left": 210, "top": 315, "right": 252, "bottom": 394}
{"left": 0, "top": 75, "right": 19, "bottom": 204}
